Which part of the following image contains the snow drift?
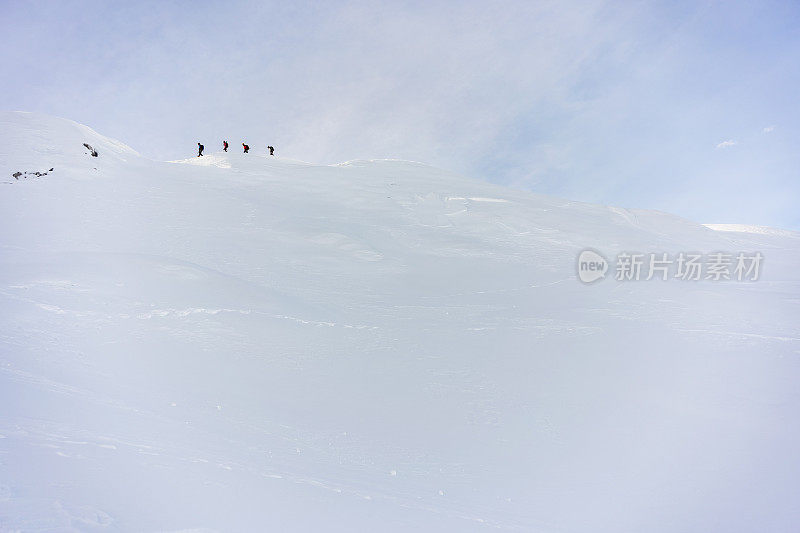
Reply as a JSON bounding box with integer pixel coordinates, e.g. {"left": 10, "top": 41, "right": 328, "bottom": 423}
{"left": 1, "top": 112, "right": 799, "bottom": 532}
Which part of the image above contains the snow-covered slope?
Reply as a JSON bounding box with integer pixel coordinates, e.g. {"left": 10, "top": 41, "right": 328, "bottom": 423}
{"left": 1, "top": 111, "right": 799, "bottom": 532}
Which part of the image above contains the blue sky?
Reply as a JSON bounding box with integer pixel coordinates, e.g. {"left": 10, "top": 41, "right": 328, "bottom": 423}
{"left": 2, "top": 0, "right": 799, "bottom": 229}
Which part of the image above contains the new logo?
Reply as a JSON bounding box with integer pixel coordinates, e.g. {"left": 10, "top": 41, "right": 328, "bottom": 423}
{"left": 577, "top": 249, "right": 608, "bottom": 283}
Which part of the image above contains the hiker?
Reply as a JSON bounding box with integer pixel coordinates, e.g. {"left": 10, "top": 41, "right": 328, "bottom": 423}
{"left": 197, "top": 142, "right": 204, "bottom": 157}
{"left": 223, "top": 140, "right": 228, "bottom": 152}
{"left": 268, "top": 145, "right": 274, "bottom": 156}
{"left": 242, "top": 143, "right": 250, "bottom": 153}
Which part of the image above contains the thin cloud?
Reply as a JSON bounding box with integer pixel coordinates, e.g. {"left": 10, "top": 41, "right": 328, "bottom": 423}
{"left": 716, "top": 140, "right": 737, "bottom": 149}
{"left": 762, "top": 125, "right": 775, "bottom": 133}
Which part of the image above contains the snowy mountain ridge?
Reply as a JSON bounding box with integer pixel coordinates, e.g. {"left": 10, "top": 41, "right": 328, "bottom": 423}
{"left": 1, "top": 111, "right": 799, "bottom": 532}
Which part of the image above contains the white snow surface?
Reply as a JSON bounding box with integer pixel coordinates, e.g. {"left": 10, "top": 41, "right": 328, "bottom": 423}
{"left": 704, "top": 223, "right": 800, "bottom": 238}
{"left": 1, "top": 111, "right": 799, "bottom": 532}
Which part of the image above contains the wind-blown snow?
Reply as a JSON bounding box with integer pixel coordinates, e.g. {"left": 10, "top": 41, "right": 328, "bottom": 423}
{"left": 704, "top": 223, "right": 800, "bottom": 238}
{"left": 1, "top": 111, "right": 799, "bottom": 532}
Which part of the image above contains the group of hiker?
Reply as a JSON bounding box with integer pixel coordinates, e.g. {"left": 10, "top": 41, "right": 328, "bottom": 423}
{"left": 197, "top": 142, "right": 274, "bottom": 157}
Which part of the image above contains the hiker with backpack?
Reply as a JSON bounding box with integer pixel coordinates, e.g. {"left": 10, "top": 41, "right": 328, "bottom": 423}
{"left": 223, "top": 140, "right": 228, "bottom": 152}
{"left": 197, "top": 142, "right": 204, "bottom": 157}
{"left": 242, "top": 143, "right": 249, "bottom": 153}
